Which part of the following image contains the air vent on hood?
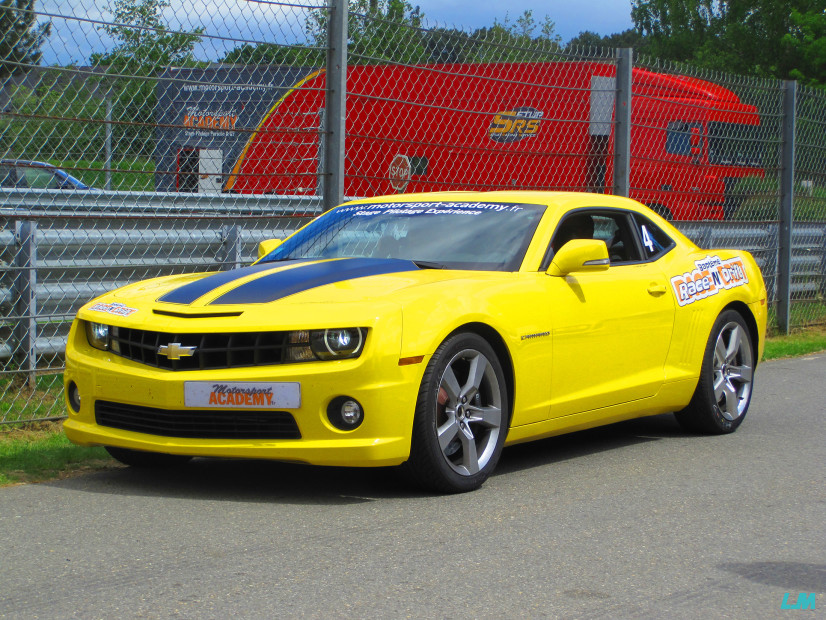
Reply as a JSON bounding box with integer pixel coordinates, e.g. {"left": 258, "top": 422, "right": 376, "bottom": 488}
{"left": 152, "top": 309, "right": 243, "bottom": 318}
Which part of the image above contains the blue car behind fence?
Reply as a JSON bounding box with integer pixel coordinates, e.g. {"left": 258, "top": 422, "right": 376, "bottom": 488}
{"left": 0, "top": 160, "right": 91, "bottom": 190}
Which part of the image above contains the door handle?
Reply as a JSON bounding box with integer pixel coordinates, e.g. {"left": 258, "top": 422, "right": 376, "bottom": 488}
{"left": 647, "top": 283, "right": 667, "bottom": 296}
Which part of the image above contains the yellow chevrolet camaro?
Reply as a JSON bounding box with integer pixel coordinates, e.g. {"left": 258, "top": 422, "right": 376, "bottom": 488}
{"left": 64, "top": 191, "right": 767, "bottom": 493}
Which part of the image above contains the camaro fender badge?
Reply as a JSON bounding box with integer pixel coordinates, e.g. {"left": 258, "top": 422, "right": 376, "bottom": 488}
{"left": 157, "top": 343, "right": 197, "bottom": 360}
{"left": 670, "top": 255, "right": 749, "bottom": 307}
{"left": 89, "top": 302, "right": 138, "bottom": 317}
{"left": 521, "top": 331, "right": 550, "bottom": 341}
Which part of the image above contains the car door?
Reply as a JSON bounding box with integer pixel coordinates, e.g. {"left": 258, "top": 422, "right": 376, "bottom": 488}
{"left": 543, "top": 209, "right": 676, "bottom": 418}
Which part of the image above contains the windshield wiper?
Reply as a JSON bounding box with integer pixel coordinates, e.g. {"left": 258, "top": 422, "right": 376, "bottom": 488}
{"left": 412, "top": 260, "right": 445, "bottom": 270}
{"left": 259, "top": 256, "right": 299, "bottom": 263}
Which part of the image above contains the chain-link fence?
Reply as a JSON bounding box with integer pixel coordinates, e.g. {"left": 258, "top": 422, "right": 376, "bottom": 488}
{"left": 1, "top": 0, "right": 825, "bottom": 423}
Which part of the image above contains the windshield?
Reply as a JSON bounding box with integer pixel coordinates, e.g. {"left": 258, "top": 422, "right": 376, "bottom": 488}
{"left": 707, "top": 122, "right": 762, "bottom": 167}
{"left": 262, "top": 201, "right": 546, "bottom": 271}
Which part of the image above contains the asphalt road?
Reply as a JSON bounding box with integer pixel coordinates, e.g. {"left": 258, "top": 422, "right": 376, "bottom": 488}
{"left": 1, "top": 355, "right": 824, "bottom": 619}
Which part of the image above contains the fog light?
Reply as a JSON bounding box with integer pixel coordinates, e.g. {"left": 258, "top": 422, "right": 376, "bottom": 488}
{"left": 328, "top": 396, "right": 364, "bottom": 431}
{"left": 67, "top": 381, "right": 81, "bottom": 413}
{"left": 341, "top": 400, "right": 362, "bottom": 425}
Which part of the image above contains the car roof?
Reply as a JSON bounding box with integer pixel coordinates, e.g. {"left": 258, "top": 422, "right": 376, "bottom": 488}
{"left": 0, "top": 159, "right": 56, "bottom": 168}
{"left": 342, "top": 190, "right": 651, "bottom": 215}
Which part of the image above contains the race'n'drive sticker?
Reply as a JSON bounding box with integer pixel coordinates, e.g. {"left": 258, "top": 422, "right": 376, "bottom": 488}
{"left": 89, "top": 302, "right": 138, "bottom": 317}
{"left": 671, "top": 255, "right": 749, "bottom": 307}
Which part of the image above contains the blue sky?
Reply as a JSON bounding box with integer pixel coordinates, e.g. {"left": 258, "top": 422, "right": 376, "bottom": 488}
{"left": 38, "top": 1, "right": 635, "bottom": 66}
{"left": 414, "top": 0, "right": 634, "bottom": 41}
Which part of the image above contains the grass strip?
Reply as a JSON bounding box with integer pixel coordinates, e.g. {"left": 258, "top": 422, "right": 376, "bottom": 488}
{"left": 0, "top": 422, "right": 114, "bottom": 487}
{"left": 763, "top": 327, "right": 826, "bottom": 360}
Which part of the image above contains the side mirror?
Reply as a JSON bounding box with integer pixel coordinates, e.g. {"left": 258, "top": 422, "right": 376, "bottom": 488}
{"left": 546, "top": 239, "right": 610, "bottom": 276}
{"left": 257, "top": 238, "right": 282, "bottom": 260}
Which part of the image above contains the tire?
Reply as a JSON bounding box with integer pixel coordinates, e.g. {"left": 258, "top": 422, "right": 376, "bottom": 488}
{"left": 105, "top": 446, "right": 193, "bottom": 468}
{"left": 401, "top": 332, "right": 509, "bottom": 493}
{"left": 675, "top": 310, "right": 755, "bottom": 434}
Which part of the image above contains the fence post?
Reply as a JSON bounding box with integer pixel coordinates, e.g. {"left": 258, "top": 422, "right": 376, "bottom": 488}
{"left": 821, "top": 223, "right": 826, "bottom": 302}
{"left": 220, "top": 224, "right": 242, "bottom": 270}
{"left": 613, "top": 48, "right": 633, "bottom": 198}
{"left": 322, "top": 0, "right": 348, "bottom": 211}
{"left": 777, "top": 80, "right": 796, "bottom": 334}
{"left": 14, "top": 220, "right": 37, "bottom": 387}
{"left": 105, "top": 94, "right": 113, "bottom": 191}
{"left": 316, "top": 108, "right": 326, "bottom": 197}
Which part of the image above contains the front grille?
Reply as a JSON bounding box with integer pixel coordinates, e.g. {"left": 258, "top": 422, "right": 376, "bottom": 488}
{"left": 95, "top": 400, "right": 301, "bottom": 439}
{"left": 107, "top": 327, "right": 309, "bottom": 371}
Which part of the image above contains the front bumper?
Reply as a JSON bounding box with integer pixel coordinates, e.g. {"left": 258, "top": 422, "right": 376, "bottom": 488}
{"left": 63, "top": 321, "right": 426, "bottom": 467}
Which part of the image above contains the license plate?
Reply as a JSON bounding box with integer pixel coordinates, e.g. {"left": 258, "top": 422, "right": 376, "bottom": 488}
{"left": 184, "top": 381, "right": 301, "bottom": 409}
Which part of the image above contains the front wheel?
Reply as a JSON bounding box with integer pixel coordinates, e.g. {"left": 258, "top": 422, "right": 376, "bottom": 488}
{"left": 675, "top": 310, "right": 754, "bottom": 434}
{"left": 402, "top": 333, "right": 509, "bottom": 493}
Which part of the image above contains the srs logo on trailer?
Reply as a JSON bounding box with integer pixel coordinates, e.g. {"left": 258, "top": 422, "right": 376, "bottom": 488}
{"left": 488, "top": 107, "right": 544, "bottom": 143}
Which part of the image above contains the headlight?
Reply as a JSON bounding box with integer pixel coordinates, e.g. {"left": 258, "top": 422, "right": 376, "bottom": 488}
{"left": 85, "top": 321, "right": 110, "bottom": 350}
{"left": 311, "top": 328, "right": 365, "bottom": 360}
{"left": 285, "top": 328, "right": 366, "bottom": 361}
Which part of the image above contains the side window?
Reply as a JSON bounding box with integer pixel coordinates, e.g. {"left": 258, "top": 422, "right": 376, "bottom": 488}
{"left": 547, "top": 209, "right": 642, "bottom": 267}
{"left": 23, "top": 167, "right": 60, "bottom": 190}
{"left": 633, "top": 214, "right": 676, "bottom": 261}
{"left": 591, "top": 213, "right": 641, "bottom": 264}
{"left": 666, "top": 121, "right": 702, "bottom": 156}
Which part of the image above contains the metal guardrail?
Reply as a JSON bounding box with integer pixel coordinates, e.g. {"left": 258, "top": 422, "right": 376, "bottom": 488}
{"left": 675, "top": 221, "right": 826, "bottom": 303}
{"left": 2, "top": 212, "right": 825, "bottom": 363}
{"left": 0, "top": 188, "right": 325, "bottom": 215}
{"left": 1, "top": 194, "right": 323, "bottom": 364}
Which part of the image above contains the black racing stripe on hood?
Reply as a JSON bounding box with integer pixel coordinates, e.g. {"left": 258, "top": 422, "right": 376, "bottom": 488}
{"left": 157, "top": 261, "right": 303, "bottom": 305}
{"left": 209, "top": 258, "right": 419, "bottom": 305}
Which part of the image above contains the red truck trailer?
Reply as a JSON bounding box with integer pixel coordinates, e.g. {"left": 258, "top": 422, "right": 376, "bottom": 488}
{"left": 223, "top": 62, "right": 762, "bottom": 220}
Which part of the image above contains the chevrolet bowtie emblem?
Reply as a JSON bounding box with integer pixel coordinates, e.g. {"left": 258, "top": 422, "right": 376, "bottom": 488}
{"left": 157, "top": 343, "right": 197, "bottom": 360}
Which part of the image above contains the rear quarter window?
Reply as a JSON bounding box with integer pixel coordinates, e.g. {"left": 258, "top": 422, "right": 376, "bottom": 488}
{"left": 634, "top": 214, "right": 675, "bottom": 261}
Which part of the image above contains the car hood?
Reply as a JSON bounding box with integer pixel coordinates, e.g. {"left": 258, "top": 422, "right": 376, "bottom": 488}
{"left": 95, "top": 258, "right": 493, "bottom": 315}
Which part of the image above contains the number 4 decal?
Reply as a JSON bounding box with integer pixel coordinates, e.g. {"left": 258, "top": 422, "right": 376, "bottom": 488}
{"left": 641, "top": 225, "right": 655, "bottom": 253}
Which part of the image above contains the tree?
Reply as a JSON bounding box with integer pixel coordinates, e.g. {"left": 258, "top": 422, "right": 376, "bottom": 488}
{"left": 222, "top": 5, "right": 568, "bottom": 68}
{"left": 566, "top": 28, "right": 650, "bottom": 55}
{"left": 0, "top": 75, "right": 106, "bottom": 161}
{"left": 220, "top": 0, "right": 427, "bottom": 67}
{"left": 470, "top": 11, "right": 562, "bottom": 63}
{"left": 782, "top": 8, "right": 826, "bottom": 85}
{"left": 0, "top": 0, "right": 51, "bottom": 78}
{"left": 421, "top": 28, "right": 477, "bottom": 64}
{"left": 90, "top": 0, "right": 203, "bottom": 156}
{"left": 308, "top": 0, "right": 428, "bottom": 64}
{"left": 631, "top": 0, "right": 826, "bottom": 86}
{"left": 220, "top": 43, "right": 323, "bottom": 67}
